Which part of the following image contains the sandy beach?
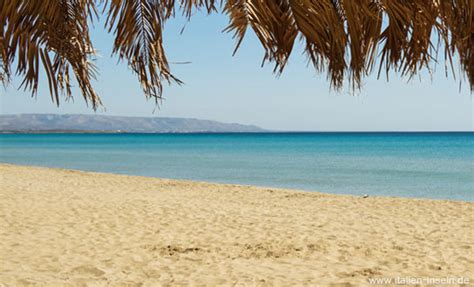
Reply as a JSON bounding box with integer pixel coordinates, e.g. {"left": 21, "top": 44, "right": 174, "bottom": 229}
{"left": 0, "top": 163, "right": 472, "bottom": 286}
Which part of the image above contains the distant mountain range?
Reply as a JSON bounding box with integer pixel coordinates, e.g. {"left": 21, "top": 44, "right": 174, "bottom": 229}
{"left": 0, "top": 114, "right": 266, "bottom": 133}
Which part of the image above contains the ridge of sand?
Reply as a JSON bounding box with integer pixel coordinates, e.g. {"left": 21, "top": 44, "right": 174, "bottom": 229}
{"left": 0, "top": 163, "right": 473, "bottom": 286}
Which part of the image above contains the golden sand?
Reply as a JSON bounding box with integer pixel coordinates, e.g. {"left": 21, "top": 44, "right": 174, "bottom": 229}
{"left": 0, "top": 164, "right": 473, "bottom": 286}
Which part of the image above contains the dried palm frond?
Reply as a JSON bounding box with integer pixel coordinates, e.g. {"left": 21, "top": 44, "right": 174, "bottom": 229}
{"left": 0, "top": 0, "right": 472, "bottom": 109}
{"left": 0, "top": 0, "right": 100, "bottom": 108}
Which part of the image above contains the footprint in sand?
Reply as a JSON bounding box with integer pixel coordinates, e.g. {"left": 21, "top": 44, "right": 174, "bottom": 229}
{"left": 70, "top": 265, "right": 105, "bottom": 277}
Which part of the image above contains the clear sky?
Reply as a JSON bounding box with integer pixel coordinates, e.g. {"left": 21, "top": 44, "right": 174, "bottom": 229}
{"left": 1, "top": 12, "right": 472, "bottom": 131}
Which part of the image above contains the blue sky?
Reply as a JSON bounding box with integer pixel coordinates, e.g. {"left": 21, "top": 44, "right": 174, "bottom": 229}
{"left": 0, "top": 12, "right": 472, "bottom": 131}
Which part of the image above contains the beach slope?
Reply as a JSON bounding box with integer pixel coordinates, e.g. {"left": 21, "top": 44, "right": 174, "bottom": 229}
{"left": 0, "top": 164, "right": 472, "bottom": 286}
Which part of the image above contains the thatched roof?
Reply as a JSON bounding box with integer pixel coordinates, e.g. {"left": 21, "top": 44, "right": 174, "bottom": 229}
{"left": 1, "top": 0, "right": 472, "bottom": 109}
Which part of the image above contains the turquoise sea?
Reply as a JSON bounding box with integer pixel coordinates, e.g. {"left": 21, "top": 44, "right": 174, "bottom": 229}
{"left": 0, "top": 133, "right": 472, "bottom": 201}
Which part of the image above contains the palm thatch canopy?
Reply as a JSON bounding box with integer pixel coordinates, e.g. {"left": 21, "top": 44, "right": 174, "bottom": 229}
{"left": 0, "top": 0, "right": 472, "bottom": 109}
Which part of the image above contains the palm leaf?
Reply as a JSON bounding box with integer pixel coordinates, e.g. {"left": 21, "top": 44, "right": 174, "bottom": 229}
{"left": 0, "top": 0, "right": 472, "bottom": 109}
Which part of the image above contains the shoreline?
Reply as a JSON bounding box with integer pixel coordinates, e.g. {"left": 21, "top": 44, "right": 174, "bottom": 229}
{"left": 0, "top": 162, "right": 470, "bottom": 203}
{"left": 1, "top": 163, "right": 473, "bottom": 286}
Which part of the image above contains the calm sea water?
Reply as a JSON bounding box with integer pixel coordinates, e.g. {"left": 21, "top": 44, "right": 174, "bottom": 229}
{"left": 0, "top": 133, "right": 472, "bottom": 201}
